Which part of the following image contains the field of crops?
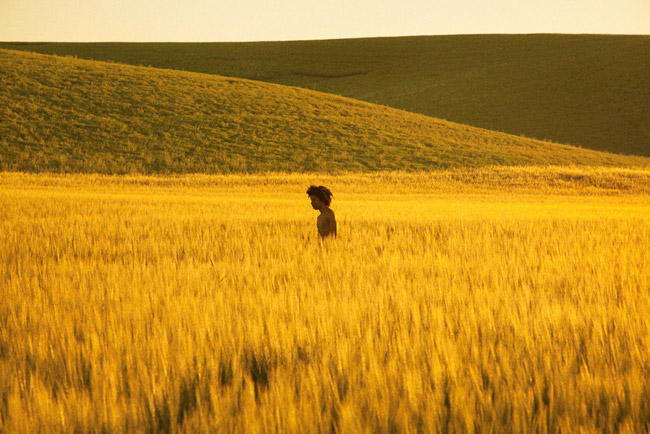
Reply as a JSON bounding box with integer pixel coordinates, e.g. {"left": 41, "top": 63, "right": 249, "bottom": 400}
{"left": 2, "top": 168, "right": 650, "bottom": 433}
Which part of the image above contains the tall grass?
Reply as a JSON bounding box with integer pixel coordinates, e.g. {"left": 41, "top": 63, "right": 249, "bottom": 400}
{"left": 1, "top": 168, "right": 650, "bottom": 432}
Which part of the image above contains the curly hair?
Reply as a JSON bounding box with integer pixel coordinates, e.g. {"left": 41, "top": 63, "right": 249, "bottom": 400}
{"left": 306, "top": 185, "right": 333, "bottom": 206}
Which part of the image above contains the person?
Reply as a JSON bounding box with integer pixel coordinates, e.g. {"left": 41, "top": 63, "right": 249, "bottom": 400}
{"left": 307, "top": 185, "right": 337, "bottom": 239}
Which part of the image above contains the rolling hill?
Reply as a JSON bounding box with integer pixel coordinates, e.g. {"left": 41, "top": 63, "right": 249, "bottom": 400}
{"left": 1, "top": 49, "right": 647, "bottom": 174}
{"left": 2, "top": 34, "right": 648, "bottom": 157}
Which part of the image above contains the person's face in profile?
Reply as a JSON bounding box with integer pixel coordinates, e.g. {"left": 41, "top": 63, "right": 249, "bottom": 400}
{"left": 309, "top": 195, "right": 324, "bottom": 210}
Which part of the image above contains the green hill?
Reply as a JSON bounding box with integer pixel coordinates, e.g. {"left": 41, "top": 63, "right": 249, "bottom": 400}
{"left": 1, "top": 49, "right": 647, "bottom": 174}
{"left": 2, "top": 34, "right": 648, "bottom": 157}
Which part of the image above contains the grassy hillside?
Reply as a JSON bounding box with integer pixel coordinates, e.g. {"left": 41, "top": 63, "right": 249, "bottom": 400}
{"left": 2, "top": 34, "right": 648, "bottom": 157}
{"left": 1, "top": 49, "right": 647, "bottom": 174}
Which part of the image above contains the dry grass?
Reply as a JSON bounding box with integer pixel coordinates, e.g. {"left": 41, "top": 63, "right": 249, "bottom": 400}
{"left": 2, "top": 168, "right": 650, "bottom": 433}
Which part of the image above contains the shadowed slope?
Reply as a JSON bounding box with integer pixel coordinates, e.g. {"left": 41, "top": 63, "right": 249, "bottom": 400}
{"left": 1, "top": 49, "right": 647, "bottom": 174}
{"left": 3, "top": 34, "right": 648, "bottom": 156}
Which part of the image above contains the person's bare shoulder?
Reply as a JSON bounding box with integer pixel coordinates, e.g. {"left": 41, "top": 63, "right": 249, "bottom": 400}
{"left": 324, "top": 208, "right": 336, "bottom": 220}
{"left": 319, "top": 207, "right": 337, "bottom": 238}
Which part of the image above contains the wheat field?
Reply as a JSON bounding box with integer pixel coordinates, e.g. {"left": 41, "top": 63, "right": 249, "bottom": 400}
{"left": 2, "top": 168, "right": 650, "bottom": 433}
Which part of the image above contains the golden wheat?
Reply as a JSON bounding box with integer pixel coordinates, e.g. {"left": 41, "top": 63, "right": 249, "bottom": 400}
{"left": 1, "top": 169, "right": 650, "bottom": 433}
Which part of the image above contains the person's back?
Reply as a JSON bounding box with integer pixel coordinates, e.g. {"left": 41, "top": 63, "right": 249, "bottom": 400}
{"left": 307, "top": 185, "right": 337, "bottom": 239}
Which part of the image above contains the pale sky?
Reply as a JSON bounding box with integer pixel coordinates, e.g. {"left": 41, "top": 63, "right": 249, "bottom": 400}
{"left": 1, "top": 0, "right": 649, "bottom": 42}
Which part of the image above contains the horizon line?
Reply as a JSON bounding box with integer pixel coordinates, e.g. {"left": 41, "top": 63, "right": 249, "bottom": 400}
{"left": 2, "top": 31, "right": 649, "bottom": 44}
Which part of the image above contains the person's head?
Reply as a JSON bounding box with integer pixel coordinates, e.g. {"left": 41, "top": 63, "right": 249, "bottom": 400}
{"left": 307, "top": 185, "right": 333, "bottom": 209}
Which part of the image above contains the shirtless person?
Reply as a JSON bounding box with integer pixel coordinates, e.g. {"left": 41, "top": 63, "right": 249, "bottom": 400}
{"left": 307, "top": 185, "right": 337, "bottom": 239}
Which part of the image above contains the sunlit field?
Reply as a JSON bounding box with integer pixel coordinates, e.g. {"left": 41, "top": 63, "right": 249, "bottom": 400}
{"left": 2, "top": 168, "right": 650, "bottom": 433}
